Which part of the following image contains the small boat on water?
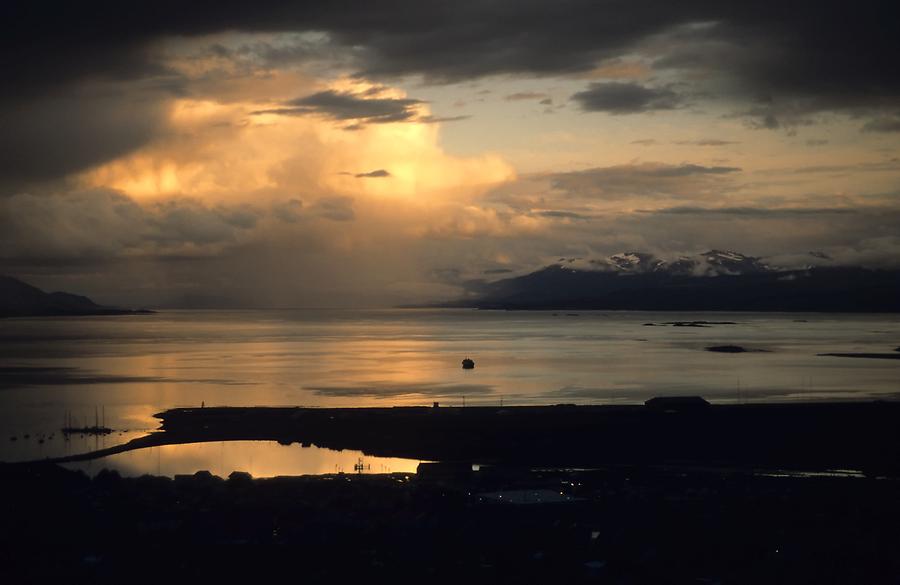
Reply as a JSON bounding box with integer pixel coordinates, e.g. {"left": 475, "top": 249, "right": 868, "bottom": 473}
{"left": 62, "top": 407, "right": 112, "bottom": 436}
{"left": 461, "top": 357, "right": 475, "bottom": 369}
{"left": 62, "top": 425, "right": 112, "bottom": 437}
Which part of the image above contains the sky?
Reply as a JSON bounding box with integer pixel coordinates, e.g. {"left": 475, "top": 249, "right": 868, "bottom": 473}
{"left": 2, "top": 0, "right": 899, "bottom": 307}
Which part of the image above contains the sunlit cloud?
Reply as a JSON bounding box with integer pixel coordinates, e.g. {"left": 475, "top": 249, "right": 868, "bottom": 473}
{"left": 2, "top": 7, "right": 899, "bottom": 307}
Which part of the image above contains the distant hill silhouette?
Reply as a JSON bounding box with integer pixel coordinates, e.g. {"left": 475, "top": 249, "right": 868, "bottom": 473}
{"left": 444, "top": 251, "right": 900, "bottom": 312}
{"left": 0, "top": 275, "right": 153, "bottom": 318}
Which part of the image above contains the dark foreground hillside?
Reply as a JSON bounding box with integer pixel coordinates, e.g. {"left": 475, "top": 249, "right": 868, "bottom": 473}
{"left": 5, "top": 401, "right": 900, "bottom": 584}
{"left": 1, "top": 462, "right": 898, "bottom": 584}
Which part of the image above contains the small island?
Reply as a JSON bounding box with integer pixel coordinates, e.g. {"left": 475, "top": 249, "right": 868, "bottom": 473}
{"left": 705, "top": 345, "right": 770, "bottom": 353}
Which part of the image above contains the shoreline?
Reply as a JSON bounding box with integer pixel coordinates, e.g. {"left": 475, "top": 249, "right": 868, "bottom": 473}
{"left": 19, "top": 400, "right": 900, "bottom": 478}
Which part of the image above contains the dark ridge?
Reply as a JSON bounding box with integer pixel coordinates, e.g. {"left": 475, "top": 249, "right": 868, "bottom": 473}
{"left": 0, "top": 275, "right": 154, "bottom": 318}
{"left": 4, "top": 459, "right": 899, "bottom": 584}
{"left": 644, "top": 396, "right": 710, "bottom": 411}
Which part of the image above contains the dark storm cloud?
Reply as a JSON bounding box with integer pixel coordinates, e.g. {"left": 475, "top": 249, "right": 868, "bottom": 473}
{"left": 674, "top": 139, "right": 740, "bottom": 146}
{"left": 572, "top": 82, "right": 682, "bottom": 114}
{"left": 272, "top": 199, "right": 304, "bottom": 223}
{"left": 640, "top": 164, "right": 740, "bottom": 177}
{"left": 862, "top": 117, "right": 900, "bottom": 133}
{"left": 311, "top": 196, "right": 355, "bottom": 222}
{"left": 550, "top": 162, "right": 741, "bottom": 197}
{"left": 0, "top": 190, "right": 265, "bottom": 261}
{"left": 257, "top": 90, "right": 423, "bottom": 123}
{"left": 256, "top": 92, "right": 470, "bottom": 126}
{"left": 417, "top": 114, "right": 471, "bottom": 124}
{"left": 148, "top": 200, "right": 263, "bottom": 245}
{"left": 5, "top": 1, "right": 898, "bottom": 105}
{"left": 0, "top": 87, "right": 170, "bottom": 188}
{"left": 354, "top": 169, "right": 391, "bottom": 178}
{"left": 776, "top": 160, "right": 900, "bottom": 175}
{"left": 644, "top": 206, "right": 862, "bottom": 217}
{"left": 504, "top": 92, "right": 550, "bottom": 102}
{"left": 555, "top": 163, "right": 740, "bottom": 183}
{"left": 534, "top": 210, "right": 592, "bottom": 220}
{"left": 3, "top": 0, "right": 899, "bottom": 182}
{"left": 486, "top": 162, "right": 742, "bottom": 205}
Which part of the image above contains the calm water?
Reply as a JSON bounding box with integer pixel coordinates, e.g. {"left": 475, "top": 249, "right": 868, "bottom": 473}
{"left": 62, "top": 441, "right": 422, "bottom": 478}
{"left": 2, "top": 309, "right": 898, "bottom": 467}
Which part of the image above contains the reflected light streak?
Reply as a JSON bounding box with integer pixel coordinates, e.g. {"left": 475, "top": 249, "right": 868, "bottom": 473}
{"left": 64, "top": 441, "right": 423, "bottom": 478}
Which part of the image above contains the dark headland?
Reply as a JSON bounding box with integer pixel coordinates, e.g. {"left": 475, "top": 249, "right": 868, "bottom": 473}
{"left": 0, "top": 275, "right": 154, "bottom": 318}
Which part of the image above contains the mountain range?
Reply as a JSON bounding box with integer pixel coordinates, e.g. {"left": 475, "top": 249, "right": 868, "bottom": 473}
{"left": 0, "top": 276, "right": 153, "bottom": 318}
{"left": 448, "top": 250, "right": 900, "bottom": 312}
{"left": 574, "top": 249, "right": 773, "bottom": 276}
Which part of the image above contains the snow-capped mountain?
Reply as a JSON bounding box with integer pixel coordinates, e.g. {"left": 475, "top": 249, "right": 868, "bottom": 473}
{"left": 695, "top": 250, "right": 773, "bottom": 275}
{"left": 555, "top": 250, "right": 774, "bottom": 276}
{"left": 606, "top": 252, "right": 665, "bottom": 272}
{"left": 448, "top": 252, "right": 900, "bottom": 311}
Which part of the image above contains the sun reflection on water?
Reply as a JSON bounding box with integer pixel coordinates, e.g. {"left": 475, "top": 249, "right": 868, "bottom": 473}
{"left": 62, "top": 440, "right": 423, "bottom": 478}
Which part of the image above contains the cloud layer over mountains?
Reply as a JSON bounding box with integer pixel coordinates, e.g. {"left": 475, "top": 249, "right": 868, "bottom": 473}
{"left": 1, "top": 0, "right": 898, "bottom": 306}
